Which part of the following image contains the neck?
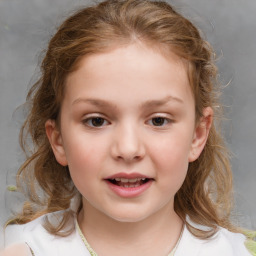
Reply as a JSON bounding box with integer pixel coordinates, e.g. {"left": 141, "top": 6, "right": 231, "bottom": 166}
{"left": 77, "top": 200, "right": 183, "bottom": 256}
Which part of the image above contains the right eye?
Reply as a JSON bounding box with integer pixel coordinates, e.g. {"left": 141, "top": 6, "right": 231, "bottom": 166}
{"left": 82, "top": 117, "right": 109, "bottom": 128}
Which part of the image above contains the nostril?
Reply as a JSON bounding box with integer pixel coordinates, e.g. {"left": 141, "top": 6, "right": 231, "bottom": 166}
{"left": 116, "top": 154, "right": 143, "bottom": 162}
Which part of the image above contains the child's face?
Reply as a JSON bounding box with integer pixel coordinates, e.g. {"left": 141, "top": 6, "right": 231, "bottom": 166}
{"left": 46, "top": 43, "right": 211, "bottom": 222}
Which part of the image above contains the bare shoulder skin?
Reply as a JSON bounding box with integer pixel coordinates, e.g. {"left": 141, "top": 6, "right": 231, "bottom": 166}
{"left": 0, "top": 243, "right": 32, "bottom": 256}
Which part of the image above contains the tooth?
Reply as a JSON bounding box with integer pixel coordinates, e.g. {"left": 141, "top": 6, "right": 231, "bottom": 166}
{"left": 124, "top": 184, "right": 129, "bottom": 188}
{"left": 134, "top": 184, "right": 140, "bottom": 187}
{"left": 129, "top": 178, "right": 137, "bottom": 182}
{"left": 121, "top": 178, "right": 129, "bottom": 182}
{"left": 142, "top": 178, "right": 146, "bottom": 181}
{"left": 115, "top": 178, "right": 121, "bottom": 181}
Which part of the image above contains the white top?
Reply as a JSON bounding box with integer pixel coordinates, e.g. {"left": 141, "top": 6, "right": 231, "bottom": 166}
{"left": 4, "top": 211, "right": 252, "bottom": 256}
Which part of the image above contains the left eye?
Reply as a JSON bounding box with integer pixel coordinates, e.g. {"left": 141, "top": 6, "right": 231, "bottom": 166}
{"left": 83, "top": 117, "right": 109, "bottom": 127}
{"left": 148, "top": 117, "right": 171, "bottom": 126}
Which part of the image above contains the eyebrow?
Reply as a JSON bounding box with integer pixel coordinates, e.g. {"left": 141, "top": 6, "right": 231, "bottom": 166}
{"left": 72, "top": 98, "right": 118, "bottom": 109}
{"left": 72, "top": 95, "right": 183, "bottom": 108}
{"left": 141, "top": 95, "right": 183, "bottom": 108}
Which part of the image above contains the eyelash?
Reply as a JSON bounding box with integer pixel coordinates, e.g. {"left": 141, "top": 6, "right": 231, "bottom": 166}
{"left": 82, "top": 115, "right": 173, "bottom": 128}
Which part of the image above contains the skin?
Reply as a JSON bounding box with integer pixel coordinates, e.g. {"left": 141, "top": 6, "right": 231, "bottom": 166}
{"left": 0, "top": 244, "right": 32, "bottom": 256}
{"left": 45, "top": 43, "right": 213, "bottom": 256}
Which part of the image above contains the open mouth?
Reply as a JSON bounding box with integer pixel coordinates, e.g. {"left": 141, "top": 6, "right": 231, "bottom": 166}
{"left": 107, "top": 178, "right": 152, "bottom": 188}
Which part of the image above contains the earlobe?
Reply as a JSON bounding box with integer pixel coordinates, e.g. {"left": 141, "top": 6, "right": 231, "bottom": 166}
{"left": 188, "top": 107, "right": 213, "bottom": 162}
{"left": 45, "top": 119, "right": 68, "bottom": 166}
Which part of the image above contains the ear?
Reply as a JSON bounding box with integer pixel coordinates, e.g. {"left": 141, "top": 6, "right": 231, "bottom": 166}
{"left": 188, "top": 107, "right": 213, "bottom": 162}
{"left": 45, "top": 119, "right": 68, "bottom": 166}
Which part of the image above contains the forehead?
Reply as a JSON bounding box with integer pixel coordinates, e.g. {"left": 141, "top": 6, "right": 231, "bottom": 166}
{"left": 75, "top": 42, "right": 188, "bottom": 74}
{"left": 64, "top": 43, "right": 193, "bottom": 108}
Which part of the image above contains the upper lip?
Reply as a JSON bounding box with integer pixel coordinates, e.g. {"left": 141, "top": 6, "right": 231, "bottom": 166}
{"left": 105, "top": 172, "right": 152, "bottom": 180}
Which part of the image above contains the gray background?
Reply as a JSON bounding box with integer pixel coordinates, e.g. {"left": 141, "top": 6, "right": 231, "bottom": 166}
{"left": 0, "top": 0, "right": 255, "bottom": 247}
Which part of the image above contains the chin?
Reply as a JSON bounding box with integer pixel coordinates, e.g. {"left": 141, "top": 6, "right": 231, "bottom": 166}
{"left": 110, "top": 215, "right": 148, "bottom": 223}
{"left": 105, "top": 208, "right": 153, "bottom": 223}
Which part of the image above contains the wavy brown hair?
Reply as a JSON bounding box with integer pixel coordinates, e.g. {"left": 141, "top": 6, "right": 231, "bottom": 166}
{"left": 10, "top": 0, "right": 237, "bottom": 238}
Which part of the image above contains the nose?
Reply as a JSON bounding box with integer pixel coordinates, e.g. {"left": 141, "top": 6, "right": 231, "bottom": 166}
{"left": 111, "top": 123, "right": 145, "bottom": 162}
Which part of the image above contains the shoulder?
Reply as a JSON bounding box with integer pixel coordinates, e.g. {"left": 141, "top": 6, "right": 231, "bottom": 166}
{"left": 176, "top": 225, "right": 253, "bottom": 256}
{"left": 4, "top": 210, "right": 90, "bottom": 256}
{"left": 5, "top": 212, "right": 57, "bottom": 246}
{"left": 0, "top": 243, "right": 32, "bottom": 256}
{"left": 212, "top": 228, "right": 252, "bottom": 255}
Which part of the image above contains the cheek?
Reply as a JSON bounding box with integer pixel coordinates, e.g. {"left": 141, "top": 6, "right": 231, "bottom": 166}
{"left": 66, "top": 144, "right": 103, "bottom": 199}
{"left": 149, "top": 130, "right": 192, "bottom": 165}
{"left": 63, "top": 128, "right": 105, "bottom": 165}
{"left": 156, "top": 147, "right": 189, "bottom": 179}
{"left": 63, "top": 137, "right": 106, "bottom": 185}
{"left": 148, "top": 133, "right": 191, "bottom": 189}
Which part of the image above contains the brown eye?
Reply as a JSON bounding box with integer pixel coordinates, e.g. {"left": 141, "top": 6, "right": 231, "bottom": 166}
{"left": 83, "top": 117, "right": 108, "bottom": 127}
{"left": 152, "top": 117, "right": 166, "bottom": 126}
{"left": 91, "top": 117, "right": 105, "bottom": 127}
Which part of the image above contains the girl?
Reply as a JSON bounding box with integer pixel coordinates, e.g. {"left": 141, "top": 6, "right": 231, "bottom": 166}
{"left": 2, "top": 0, "right": 256, "bottom": 255}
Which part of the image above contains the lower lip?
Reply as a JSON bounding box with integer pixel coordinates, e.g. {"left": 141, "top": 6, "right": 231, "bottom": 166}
{"left": 105, "top": 180, "right": 153, "bottom": 198}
